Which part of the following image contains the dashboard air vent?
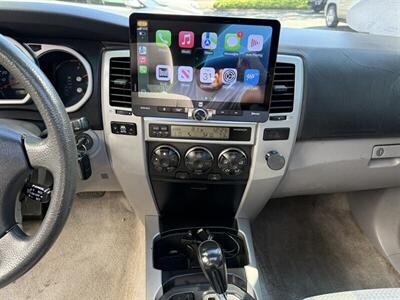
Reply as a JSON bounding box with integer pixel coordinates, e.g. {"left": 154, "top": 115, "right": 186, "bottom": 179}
{"left": 270, "top": 62, "right": 295, "bottom": 113}
{"left": 109, "top": 57, "right": 131, "bottom": 108}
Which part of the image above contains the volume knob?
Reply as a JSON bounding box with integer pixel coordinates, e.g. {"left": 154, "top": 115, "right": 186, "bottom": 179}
{"left": 192, "top": 108, "right": 208, "bottom": 121}
{"left": 265, "top": 151, "right": 285, "bottom": 170}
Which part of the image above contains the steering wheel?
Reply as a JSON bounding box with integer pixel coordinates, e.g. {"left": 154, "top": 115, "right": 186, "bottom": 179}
{"left": 0, "top": 34, "right": 77, "bottom": 287}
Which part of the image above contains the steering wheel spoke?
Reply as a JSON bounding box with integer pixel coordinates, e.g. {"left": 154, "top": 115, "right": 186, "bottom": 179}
{"left": 24, "top": 135, "right": 59, "bottom": 174}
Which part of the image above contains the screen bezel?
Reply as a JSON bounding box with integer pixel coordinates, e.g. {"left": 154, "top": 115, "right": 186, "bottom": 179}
{"left": 129, "top": 13, "right": 281, "bottom": 113}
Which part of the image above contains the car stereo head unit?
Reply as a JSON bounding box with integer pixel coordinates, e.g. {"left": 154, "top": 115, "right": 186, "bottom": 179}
{"left": 129, "top": 13, "right": 280, "bottom": 122}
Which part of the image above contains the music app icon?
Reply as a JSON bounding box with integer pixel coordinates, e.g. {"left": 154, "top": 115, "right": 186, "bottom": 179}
{"left": 179, "top": 31, "right": 194, "bottom": 48}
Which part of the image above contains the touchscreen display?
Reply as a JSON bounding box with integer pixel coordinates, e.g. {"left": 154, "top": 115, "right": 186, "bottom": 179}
{"left": 130, "top": 14, "right": 280, "bottom": 111}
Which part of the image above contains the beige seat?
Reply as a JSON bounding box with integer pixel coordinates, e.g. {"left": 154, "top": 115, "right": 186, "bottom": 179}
{"left": 304, "top": 289, "right": 400, "bottom": 300}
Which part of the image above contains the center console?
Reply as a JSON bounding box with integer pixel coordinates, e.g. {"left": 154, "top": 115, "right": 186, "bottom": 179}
{"left": 146, "top": 120, "right": 254, "bottom": 221}
{"left": 128, "top": 13, "right": 281, "bottom": 299}
{"left": 102, "top": 11, "right": 304, "bottom": 300}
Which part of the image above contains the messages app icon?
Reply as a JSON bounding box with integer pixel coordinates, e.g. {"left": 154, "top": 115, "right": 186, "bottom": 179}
{"left": 224, "top": 33, "right": 241, "bottom": 51}
{"left": 202, "top": 32, "right": 217, "bottom": 50}
{"left": 156, "top": 30, "right": 171, "bottom": 47}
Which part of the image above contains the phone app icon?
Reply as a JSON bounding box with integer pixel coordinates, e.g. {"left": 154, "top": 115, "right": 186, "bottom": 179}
{"left": 138, "top": 56, "right": 147, "bottom": 64}
{"left": 201, "top": 32, "right": 217, "bottom": 50}
{"left": 179, "top": 31, "right": 195, "bottom": 48}
{"left": 138, "top": 45, "right": 147, "bottom": 55}
{"left": 244, "top": 69, "right": 260, "bottom": 85}
{"left": 178, "top": 66, "right": 193, "bottom": 82}
{"left": 224, "top": 33, "right": 241, "bottom": 51}
{"left": 200, "top": 67, "right": 215, "bottom": 84}
{"left": 222, "top": 68, "right": 237, "bottom": 85}
{"left": 247, "top": 34, "right": 264, "bottom": 52}
{"left": 156, "top": 30, "right": 171, "bottom": 47}
{"left": 139, "top": 65, "right": 148, "bottom": 75}
{"left": 156, "top": 65, "right": 171, "bottom": 81}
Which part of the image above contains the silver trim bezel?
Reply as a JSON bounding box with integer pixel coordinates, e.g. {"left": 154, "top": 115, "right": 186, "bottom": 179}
{"left": 35, "top": 44, "right": 93, "bottom": 113}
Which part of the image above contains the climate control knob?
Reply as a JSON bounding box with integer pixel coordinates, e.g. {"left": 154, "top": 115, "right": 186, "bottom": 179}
{"left": 151, "top": 145, "right": 180, "bottom": 173}
{"left": 185, "top": 147, "right": 214, "bottom": 174}
{"left": 218, "top": 148, "right": 248, "bottom": 176}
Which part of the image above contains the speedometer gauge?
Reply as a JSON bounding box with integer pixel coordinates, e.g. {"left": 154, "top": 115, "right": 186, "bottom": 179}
{"left": 0, "top": 65, "right": 28, "bottom": 100}
{"left": 54, "top": 59, "right": 88, "bottom": 106}
{"left": 37, "top": 45, "right": 93, "bottom": 112}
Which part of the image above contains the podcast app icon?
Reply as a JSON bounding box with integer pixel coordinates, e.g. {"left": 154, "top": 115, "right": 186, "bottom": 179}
{"left": 179, "top": 31, "right": 194, "bottom": 48}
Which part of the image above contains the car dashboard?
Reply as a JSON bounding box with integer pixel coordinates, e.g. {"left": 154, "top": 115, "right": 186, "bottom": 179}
{"left": 1, "top": 1, "right": 400, "bottom": 299}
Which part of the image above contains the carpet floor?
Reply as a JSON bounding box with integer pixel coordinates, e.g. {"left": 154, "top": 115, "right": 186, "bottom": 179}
{"left": 252, "top": 194, "right": 400, "bottom": 300}
{"left": 0, "top": 192, "right": 145, "bottom": 300}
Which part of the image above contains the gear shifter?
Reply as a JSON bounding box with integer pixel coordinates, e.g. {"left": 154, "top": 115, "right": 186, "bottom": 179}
{"left": 197, "top": 239, "right": 228, "bottom": 298}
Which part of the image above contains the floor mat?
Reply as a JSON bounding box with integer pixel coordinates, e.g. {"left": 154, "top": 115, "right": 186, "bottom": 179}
{"left": 252, "top": 194, "right": 400, "bottom": 300}
{"left": 0, "top": 192, "right": 145, "bottom": 300}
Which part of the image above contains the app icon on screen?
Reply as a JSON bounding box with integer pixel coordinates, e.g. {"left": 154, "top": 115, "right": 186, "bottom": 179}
{"left": 156, "top": 30, "right": 171, "bottom": 47}
{"left": 179, "top": 31, "right": 195, "bottom": 48}
{"left": 138, "top": 45, "right": 147, "bottom": 55}
{"left": 201, "top": 32, "right": 218, "bottom": 50}
{"left": 139, "top": 65, "right": 148, "bottom": 74}
{"left": 200, "top": 67, "right": 215, "bottom": 84}
{"left": 222, "top": 68, "right": 237, "bottom": 85}
{"left": 244, "top": 69, "right": 260, "bottom": 85}
{"left": 138, "top": 56, "right": 147, "bottom": 64}
{"left": 247, "top": 34, "right": 264, "bottom": 52}
{"left": 224, "top": 33, "right": 241, "bottom": 51}
{"left": 178, "top": 66, "right": 193, "bottom": 82}
{"left": 156, "top": 65, "right": 171, "bottom": 81}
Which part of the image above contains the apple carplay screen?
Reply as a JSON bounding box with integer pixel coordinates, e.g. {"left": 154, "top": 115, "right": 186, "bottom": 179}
{"left": 130, "top": 14, "right": 280, "bottom": 114}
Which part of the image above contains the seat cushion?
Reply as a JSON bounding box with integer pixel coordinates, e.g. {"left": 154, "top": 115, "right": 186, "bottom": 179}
{"left": 304, "top": 289, "right": 400, "bottom": 300}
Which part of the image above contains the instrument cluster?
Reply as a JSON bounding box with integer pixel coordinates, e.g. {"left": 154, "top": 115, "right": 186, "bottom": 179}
{"left": 0, "top": 39, "right": 93, "bottom": 112}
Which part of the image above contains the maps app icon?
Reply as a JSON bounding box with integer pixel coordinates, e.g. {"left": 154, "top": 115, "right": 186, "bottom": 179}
{"left": 202, "top": 32, "right": 218, "bottom": 50}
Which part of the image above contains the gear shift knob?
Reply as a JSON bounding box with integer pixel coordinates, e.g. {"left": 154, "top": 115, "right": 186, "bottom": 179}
{"left": 197, "top": 240, "right": 228, "bottom": 295}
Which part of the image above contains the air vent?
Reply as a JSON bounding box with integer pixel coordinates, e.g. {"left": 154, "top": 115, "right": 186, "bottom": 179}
{"left": 270, "top": 62, "right": 295, "bottom": 113}
{"left": 109, "top": 57, "right": 131, "bottom": 107}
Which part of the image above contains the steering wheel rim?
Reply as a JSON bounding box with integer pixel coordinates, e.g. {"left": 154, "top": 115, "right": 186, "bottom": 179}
{"left": 0, "top": 34, "right": 77, "bottom": 288}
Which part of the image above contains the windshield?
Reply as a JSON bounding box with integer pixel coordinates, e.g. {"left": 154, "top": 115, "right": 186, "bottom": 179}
{"left": 55, "top": 0, "right": 400, "bottom": 37}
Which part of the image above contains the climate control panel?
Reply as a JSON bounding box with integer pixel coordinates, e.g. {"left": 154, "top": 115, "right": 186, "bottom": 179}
{"left": 147, "top": 142, "right": 251, "bottom": 182}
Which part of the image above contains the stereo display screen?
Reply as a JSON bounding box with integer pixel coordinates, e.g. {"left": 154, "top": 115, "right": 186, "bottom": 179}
{"left": 130, "top": 14, "right": 280, "bottom": 112}
{"left": 171, "top": 125, "right": 229, "bottom": 140}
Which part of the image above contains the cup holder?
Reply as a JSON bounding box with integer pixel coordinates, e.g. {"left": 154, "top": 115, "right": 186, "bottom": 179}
{"left": 153, "top": 228, "right": 249, "bottom": 272}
